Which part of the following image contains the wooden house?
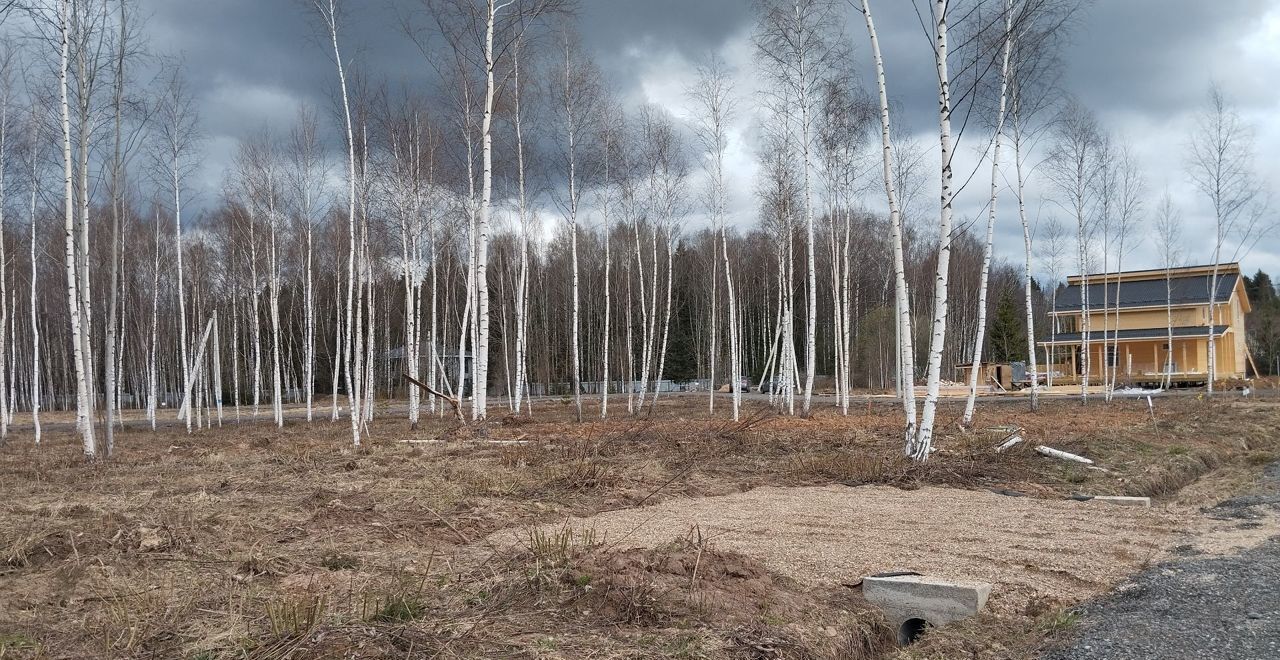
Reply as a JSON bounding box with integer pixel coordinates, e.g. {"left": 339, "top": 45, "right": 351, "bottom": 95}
{"left": 1039, "top": 263, "right": 1255, "bottom": 386}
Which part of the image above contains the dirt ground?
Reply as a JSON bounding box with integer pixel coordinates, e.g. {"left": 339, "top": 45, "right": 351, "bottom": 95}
{"left": 506, "top": 485, "right": 1189, "bottom": 616}
{"left": 1, "top": 392, "right": 1278, "bottom": 659}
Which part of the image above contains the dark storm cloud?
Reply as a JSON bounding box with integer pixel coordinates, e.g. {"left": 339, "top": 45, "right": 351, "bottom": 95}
{"left": 137, "top": 0, "right": 1277, "bottom": 272}
{"left": 576, "top": 0, "right": 754, "bottom": 93}
{"left": 140, "top": 0, "right": 1275, "bottom": 147}
{"left": 1060, "top": 0, "right": 1271, "bottom": 116}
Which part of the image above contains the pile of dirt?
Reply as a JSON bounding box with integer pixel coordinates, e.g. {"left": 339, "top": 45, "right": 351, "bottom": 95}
{"left": 485, "top": 533, "right": 897, "bottom": 659}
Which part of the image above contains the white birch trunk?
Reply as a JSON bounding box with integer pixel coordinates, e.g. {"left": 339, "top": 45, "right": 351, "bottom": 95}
{"left": 0, "top": 92, "right": 9, "bottom": 441}
{"left": 600, "top": 133, "right": 612, "bottom": 419}
{"left": 709, "top": 230, "right": 718, "bottom": 412}
{"left": 304, "top": 197, "right": 314, "bottom": 422}
{"left": 102, "top": 0, "right": 127, "bottom": 452}
{"left": 148, "top": 209, "right": 160, "bottom": 429}
{"left": 401, "top": 208, "right": 420, "bottom": 427}
{"left": 74, "top": 35, "right": 94, "bottom": 440}
{"left": 863, "top": 0, "right": 917, "bottom": 445}
{"left": 1012, "top": 101, "right": 1039, "bottom": 410}
{"left": 473, "top": 0, "right": 500, "bottom": 420}
{"left": 632, "top": 218, "right": 650, "bottom": 412}
{"left": 319, "top": 0, "right": 361, "bottom": 445}
{"left": 797, "top": 13, "right": 818, "bottom": 418}
{"left": 269, "top": 200, "right": 284, "bottom": 428}
{"left": 1165, "top": 269, "right": 1174, "bottom": 388}
{"left": 233, "top": 283, "right": 242, "bottom": 421}
{"left": 175, "top": 164, "right": 193, "bottom": 431}
{"left": 512, "top": 50, "right": 529, "bottom": 414}
{"left": 213, "top": 311, "right": 223, "bottom": 426}
{"left": 650, "top": 229, "right": 675, "bottom": 411}
{"left": 59, "top": 0, "right": 94, "bottom": 458}
{"left": 28, "top": 125, "right": 41, "bottom": 444}
{"left": 910, "top": 0, "right": 956, "bottom": 461}
{"left": 1078, "top": 214, "right": 1090, "bottom": 402}
{"left": 962, "top": 0, "right": 1013, "bottom": 427}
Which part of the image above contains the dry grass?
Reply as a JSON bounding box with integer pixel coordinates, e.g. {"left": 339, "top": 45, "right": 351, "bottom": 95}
{"left": 0, "top": 393, "right": 1277, "bottom": 658}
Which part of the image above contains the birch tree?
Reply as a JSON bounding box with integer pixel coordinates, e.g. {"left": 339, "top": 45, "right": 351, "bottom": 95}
{"left": 550, "top": 23, "right": 599, "bottom": 422}
{"left": 596, "top": 100, "right": 621, "bottom": 418}
{"left": 0, "top": 48, "right": 12, "bottom": 441}
{"left": 288, "top": 105, "right": 327, "bottom": 423}
{"left": 1106, "top": 142, "right": 1144, "bottom": 394}
{"left": 1006, "top": 0, "right": 1080, "bottom": 410}
{"left": 645, "top": 108, "right": 688, "bottom": 412}
{"left": 961, "top": 0, "right": 1014, "bottom": 427}
{"left": 858, "top": 0, "right": 917, "bottom": 443}
{"left": 1153, "top": 190, "right": 1183, "bottom": 388}
{"left": 238, "top": 133, "right": 285, "bottom": 427}
{"left": 689, "top": 56, "right": 741, "bottom": 420}
{"left": 510, "top": 35, "right": 531, "bottom": 415}
{"left": 1186, "top": 86, "right": 1265, "bottom": 393}
{"left": 39, "top": 0, "right": 97, "bottom": 457}
{"left": 816, "top": 76, "right": 872, "bottom": 416}
{"left": 23, "top": 102, "right": 41, "bottom": 443}
{"left": 380, "top": 94, "right": 433, "bottom": 428}
{"left": 755, "top": 0, "right": 841, "bottom": 416}
{"left": 310, "top": 0, "right": 362, "bottom": 445}
{"left": 153, "top": 64, "right": 202, "bottom": 432}
{"left": 1045, "top": 99, "right": 1101, "bottom": 402}
{"left": 105, "top": 0, "right": 143, "bottom": 449}
{"left": 910, "top": 0, "right": 959, "bottom": 460}
{"left": 426, "top": 0, "right": 567, "bottom": 420}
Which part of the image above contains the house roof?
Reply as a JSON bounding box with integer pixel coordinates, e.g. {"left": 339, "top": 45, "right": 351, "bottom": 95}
{"left": 1065, "top": 263, "right": 1239, "bottom": 284}
{"left": 1053, "top": 272, "right": 1239, "bottom": 312}
{"left": 1040, "top": 325, "right": 1229, "bottom": 345}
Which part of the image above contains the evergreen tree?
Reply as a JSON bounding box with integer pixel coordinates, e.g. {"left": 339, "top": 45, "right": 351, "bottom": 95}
{"left": 988, "top": 290, "right": 1027, "bottom": 363}
{"left": 1246, "top": 270, "right": 1279, "bottom": 375}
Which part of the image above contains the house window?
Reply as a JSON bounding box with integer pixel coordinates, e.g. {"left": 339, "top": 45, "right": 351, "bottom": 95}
{"left": 1106, "top": 345, "right": 1118, "bottom": 367}
{"left": 1058, "top": 316, "right": 1078, "bottom": 334}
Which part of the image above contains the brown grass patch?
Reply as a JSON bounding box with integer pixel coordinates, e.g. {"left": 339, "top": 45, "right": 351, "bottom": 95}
{"left": 0, "top": 394, "right": 1277, "bottom": 656}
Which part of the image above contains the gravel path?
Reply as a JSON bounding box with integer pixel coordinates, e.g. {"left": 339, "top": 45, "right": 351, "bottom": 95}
{"left": 1047, "top": 463, "right": 1280, "bottom": 660}
{"left": 493, "top": 484, "right": 1191, "bottom": 616}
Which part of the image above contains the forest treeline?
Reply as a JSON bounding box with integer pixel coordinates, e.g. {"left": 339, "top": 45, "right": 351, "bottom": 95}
{"left": 0, "top": 0, "right": 1269, "bottom": 459}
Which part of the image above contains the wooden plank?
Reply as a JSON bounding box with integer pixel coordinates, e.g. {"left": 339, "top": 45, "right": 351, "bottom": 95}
{"left": 1246, "top": 344, "right": 1261, "bottom": 378}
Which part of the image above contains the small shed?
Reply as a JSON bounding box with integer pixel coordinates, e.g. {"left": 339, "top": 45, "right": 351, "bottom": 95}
{"left": 954, "top": 362, "right": 1014, "bottom": 392}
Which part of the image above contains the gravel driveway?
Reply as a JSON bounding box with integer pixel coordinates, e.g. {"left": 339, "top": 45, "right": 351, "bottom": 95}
{"left": 1046, "top": 464, "right": 1280, "bottom": 660}
{"left": 493, "top": 483, "right": 1189, "bottom": 616}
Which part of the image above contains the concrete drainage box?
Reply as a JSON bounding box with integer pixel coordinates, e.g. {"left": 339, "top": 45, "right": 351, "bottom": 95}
{"left": 862, "top": 574, "right": 992, "bottom": 644}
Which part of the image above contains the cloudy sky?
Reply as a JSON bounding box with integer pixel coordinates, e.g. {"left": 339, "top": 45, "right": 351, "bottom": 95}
{"left": 144, "top": 0, "right": 1279, "bottom": 279}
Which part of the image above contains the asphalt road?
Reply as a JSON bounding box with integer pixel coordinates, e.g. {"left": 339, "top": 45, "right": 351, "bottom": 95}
{"left": 1045, "top": 463, "right": 1280, "bottom": 660}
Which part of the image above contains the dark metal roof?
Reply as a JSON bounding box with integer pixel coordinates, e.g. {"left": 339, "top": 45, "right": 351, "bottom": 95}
{"left": 1054, "top": 272, "right": 1238, "bottom": 312}
{"left": 1043, "top": 325, "right": 1229, "bottom": 344}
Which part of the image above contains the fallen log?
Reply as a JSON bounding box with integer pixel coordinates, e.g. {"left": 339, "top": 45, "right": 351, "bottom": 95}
{"left": 996, "top": 434, "right": 1025, "bottom": 452}
{"left": 1035, "top": 445, "right": 1094, "bottom": 465}
{"left": 404, "top": 373, "right": 464, "bottom": 423}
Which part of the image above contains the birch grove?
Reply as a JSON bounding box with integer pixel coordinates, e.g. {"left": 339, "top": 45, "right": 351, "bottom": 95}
{"left": 0, "top": 0, "right": 1269, "bottom": 463}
